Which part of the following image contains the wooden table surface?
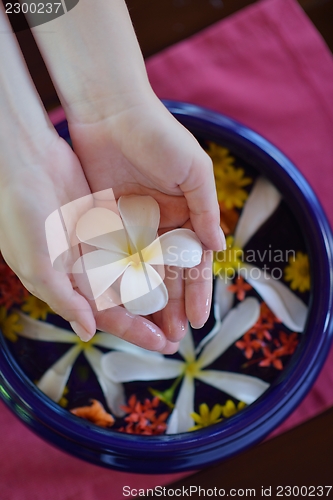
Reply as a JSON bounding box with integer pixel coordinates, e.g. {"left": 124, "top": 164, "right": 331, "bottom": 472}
{"left": 10, "top": 0, "right": 333, "bottom": 491}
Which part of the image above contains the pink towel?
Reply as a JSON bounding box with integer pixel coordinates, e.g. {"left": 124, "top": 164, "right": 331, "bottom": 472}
{"left": 1, "top": 0, "right": 333, "bottom": 497}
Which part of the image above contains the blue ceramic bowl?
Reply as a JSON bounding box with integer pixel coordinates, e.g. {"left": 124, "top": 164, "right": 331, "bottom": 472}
{"left": 0, "top": 101, "right": 332, "bottom": 473}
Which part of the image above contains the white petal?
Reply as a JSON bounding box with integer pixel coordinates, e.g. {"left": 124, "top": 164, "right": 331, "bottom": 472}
{"left": 76, "top": 207, "right": 128, "bottom": 254}
{"left": 196, "top": 370, "right": 269, "bottom": 405}
{"left": 84, "top": 347, "right": 125, "bottom": 417}
{"left": 101, "top": 351, "right": 183, "bottom": 382}
{"left": 166, "top": 376, "right": 195, "bottom": 434}
{"left": 178, "top": 325, "right": 196, "bottom": 362}
{"left": 234, "top": 177, "right": 282, "bottom": 248}
{"left": 142, "top": 229, "right": 202, "bottom": 267}
{"left": 198, "top": 298, "right": 260, "bottom": 368}
{"left": 195, "top": 316, "right": 221, "bottom": 355}
{"left": 118, "top": 195, "right": 160, "bottom": 252}
{"left": 214, "top": 276, "right": 234, "bottom": 320}
{"left": 120, "top": 263, "right": 168, "bottom": 315}
{"left": 93, "top": 332, "right": 149, "bottom": 355}
{"left": 37, "top": 344, "right": 81, "bottom": 401}
{"left": 16, "top": 312, "right": 77, "bottom": 343}
{"left": 86, "top": 255, "right": 130, "bottom": 299}
{"left": 72, "top": 250, "right": 128, "bottom": 299}
{"left": 240, "top": 264, "right": 308, "bottom": 332}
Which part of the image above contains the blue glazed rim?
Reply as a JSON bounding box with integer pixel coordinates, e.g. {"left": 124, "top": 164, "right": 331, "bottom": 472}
{"left": 0, "top": 101, "right": 332, "bottom": 473}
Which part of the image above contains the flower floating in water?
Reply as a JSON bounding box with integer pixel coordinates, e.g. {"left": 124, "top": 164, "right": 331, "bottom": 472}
{"left": 284, "top": 252, "right": 310, "bottom": 293}
{"left": 213, "top": 177, "right": 308, "bottom": 332}
{"left": 73, "top": 195, "right": 202, "bottom": 316}
{"left": 71, "top": 399, "right": 115, "bottom": 428}
{"left": 215, "top": 165, "right": 252, "bottom": 210}
{"left": 0, "top": 307, "right": 23, "bottom": 342}
{"left": 220, "top": 399, "right": 246, "bottom": 418}
{"left": 13, "top": 312, "right": 152, "bottom": 416}
{"left": 207, "top": 143, "right": 236, "bottom": 168}
{"left": 228, "top": 276, "right": 252, "bottom": 301}
{"left": 189, "top": 403, "right": 223, "bottom": 431}
{"left": 236, "top": 332, "right": 262, "bottom": 360}
{"left": 0, "top": 257, "right": 29, "bottom": 309}
{"left": 102, "top": 298, "right": 269, "bottom": 433}
{"left": 21, "top": 295, "right": 54, "bottom": 320}
{"left": 119, "top": 395, "right": 169, "bottom": 435}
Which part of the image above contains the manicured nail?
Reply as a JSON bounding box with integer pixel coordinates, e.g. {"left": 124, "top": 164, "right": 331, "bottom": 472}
{"left": 190, "top": 322, "right": 205, "bottom": 330}
{"left": 70, "top": 321, "right": 95, "bottom": 342}
{"left": 219, "top": 226, "right": 227, "bottom": 250}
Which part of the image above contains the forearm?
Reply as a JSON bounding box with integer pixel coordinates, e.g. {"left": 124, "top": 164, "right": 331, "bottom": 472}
{"left": 0, "top": 4, "right": 54, "bottom": 180}
{"left": 30, "top": 0, "right": 153, "bottom": 124}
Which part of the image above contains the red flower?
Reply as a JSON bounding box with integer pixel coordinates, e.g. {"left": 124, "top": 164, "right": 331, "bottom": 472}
{"left": 248, "top": 321, "right": 273, "bottom": 341}
{"left": 236, "top": 332, "right": 262, "bottom": 359}
{"left": 260, "top": 302, "right": 281, "bottom": 324}
{"left": 0, "top": 259, "right": 29, "bottom": 309}
{"left": 275, "top": 331, "right": 299, "bottom": 356}
{"left": 259, "top": 347, "right": 283, "bottom": 370}
{"left": 228, "top": 276, "right": 252, "bottom": 301}
{"left": 120, "top": 395, "right": 169, "bottom": 435}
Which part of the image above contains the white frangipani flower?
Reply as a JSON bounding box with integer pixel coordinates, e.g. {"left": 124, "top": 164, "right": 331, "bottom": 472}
{"left": 72, "top": 195, "right": 202, "bottom": 316}
{"left": 15, "top": 312, "right": 151, "bottom": 416}
{"left": 214, "top": 177, "right": 308, "bottom": 332}
{"left": 101, "top": 298, "right": 270, "bottom": 433}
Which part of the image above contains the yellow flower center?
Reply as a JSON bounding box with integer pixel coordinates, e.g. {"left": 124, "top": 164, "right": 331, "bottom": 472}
{"left": 213, "top": 236, "right": 244, "bottom": 277}
{"left": 184, "top": 360, "right": 200, "bottom": 377}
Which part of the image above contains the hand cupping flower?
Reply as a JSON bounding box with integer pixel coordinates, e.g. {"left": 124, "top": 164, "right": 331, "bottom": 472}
{"left": 72, "top": 195, "right": 203, "bottom": 316}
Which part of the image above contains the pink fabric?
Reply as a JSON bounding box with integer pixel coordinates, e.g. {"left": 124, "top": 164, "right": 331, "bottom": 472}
{"left": 1, "top": 0, "right": 333, "bottom": 497}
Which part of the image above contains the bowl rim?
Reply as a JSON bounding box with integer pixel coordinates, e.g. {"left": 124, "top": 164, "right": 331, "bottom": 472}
{"left": 1, "top": 100, "right": 332, "bottom": 473}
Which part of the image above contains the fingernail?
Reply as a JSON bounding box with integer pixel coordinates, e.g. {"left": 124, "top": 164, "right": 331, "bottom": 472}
{"left": 219, "top": 226, "right": 227, "bottom": 250}
{"left": 190, "top": 322, "right": 205, "bottom": 330}
{"left": 70, "top": 321, "right": 95, "bottom": 342}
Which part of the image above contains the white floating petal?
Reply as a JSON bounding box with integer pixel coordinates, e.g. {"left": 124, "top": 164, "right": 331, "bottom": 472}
{"left": 198, "top": 298, "right": 260, "bottom": 368}
{"left": 101, "top": 351, "right": 183, "bottom": 383}
{"left": 93, "top": 332, "right": 150, "bottom": 355}
{"left": 76, "top": 207, "right": 128, "bottom": 253}
{"left": 84, "top": 347, "right": 125, "bottom": 417}
{"left": 16, "top": 312, "right": 77, "bottom": 343}
{"left": 37, "top": 344, "right": 81, "bottom": 401}
{"left": 197, "top": 370, "right": 269, "bottom": 405}
{"left": 178, "top": 326, "right": 196, "bottom": 362}
{"left": 143, "top": 229, "right": 202, "bottom": 268}
{"left": 240, "top": 264, "right": 308, "bottom": 332}
{"left": 234, "top": 177, "right": 282, "bottom": 248}
{"left": 118, "top": 195, "right": 160, "bottom": 252}
{"left": 120, "top": 263, "right": 168, "bottom": 315}
{"left": 166, "top": 376, "right": 195, "bottom": 434}
{"left": 214, "top": 276, "right": 235, "bottom": 320}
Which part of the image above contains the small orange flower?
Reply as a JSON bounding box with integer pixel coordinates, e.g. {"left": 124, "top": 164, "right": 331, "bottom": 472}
{"left": 70, "top": 399, "right": 115, "bottom": 428}
{"left": 275, "top": 331, "right": 299, "bottom": 356}
{"left": 236, "top": 332, "right": 262, "bottom": 359}
{"left": 259, "top": 347, "right": 283, "bottom": 370}
{"left": 228, "top": 276, "right": 252, "bottom": 301}
{"left": 260, "top": 302, "right": 281, "bottom": 324}
{"left": 0, "top": 258, "right": 29, "bottom": 309}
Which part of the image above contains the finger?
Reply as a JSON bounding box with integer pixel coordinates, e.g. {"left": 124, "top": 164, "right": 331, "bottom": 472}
{"left": 159, "top": 265, "right": 187, "bottom": 343}
{"left": 21, "top": 260, "right": 96, "bottom": 342}
{"left": 94, "top": 301, "right": 168, "bottom": 352}
{"left": 185, "top": 250, "right": 213, "bottom": 329}
{"left": 181, "top": 149, "right": 226, "bottom": 251}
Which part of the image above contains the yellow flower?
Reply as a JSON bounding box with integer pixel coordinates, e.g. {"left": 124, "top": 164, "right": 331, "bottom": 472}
{"left": 215, "top": 165, "right": 252, "bottom": 210}
{"left": 207, "top": 143, "right": 235, "bottom": 168}
{"left": 220, "top": 400, "right": 246, "bottom": 418}
{"left": 213, "top": 236, "right": 244, "bottom": 277}
{"left": 189, "top": 403, "right": 223, "bottom": 431}
{"left": 21, "top": 295, "right": 54, "bottom": 320}
{"left": 284, "top": 252, "right": 310, "bottom": 293}
{"left": 0, "top": 306, "right": 23, "bottom": 342}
